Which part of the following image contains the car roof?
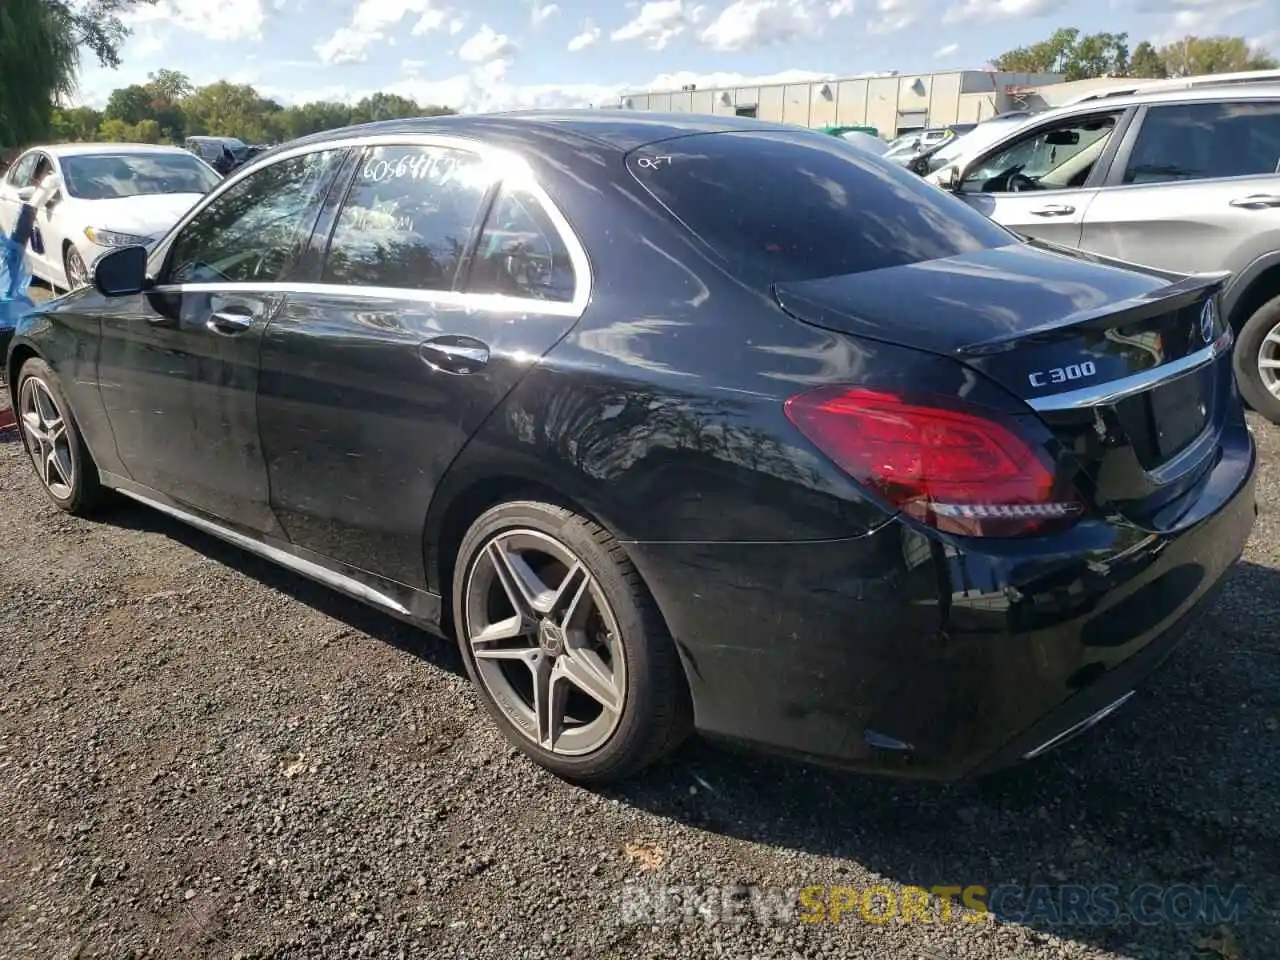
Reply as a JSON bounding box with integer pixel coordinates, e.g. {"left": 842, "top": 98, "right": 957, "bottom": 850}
{"left": 34, "top": 142, "right": 193, "bottom": 158}
{"left": 261, "top": 109, "right": 801, "bottom": 161}
{"left": 1035, "top": 81, "right": 1280, "bottom": 120}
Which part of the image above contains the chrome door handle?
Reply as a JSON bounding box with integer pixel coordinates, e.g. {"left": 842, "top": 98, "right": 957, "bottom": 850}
{"left": 1229, "top": 194, "right": 1280, "bottom": 209}
{"left": 418, "top": 335, "right": 490, "bottom": 375}
{"left": 1030, "top": 204, "right": 1076, "bottom": 217}
{"left": 206, "top": 310, "right": 255, "bottom": 335}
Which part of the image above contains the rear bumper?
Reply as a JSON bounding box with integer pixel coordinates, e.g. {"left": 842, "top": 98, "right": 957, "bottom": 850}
{"left": 626, "top": 430, "right": 1257, "bottom": 781}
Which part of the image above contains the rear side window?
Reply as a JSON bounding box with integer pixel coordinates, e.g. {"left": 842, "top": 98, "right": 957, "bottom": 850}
{"left": 1123, "top": 100, "right": 1280, "bottom": 184}
{"left": 463, "top": 184, "right": 576, "bottom": 303}
{"left": 323, "top": 145, "right": 493, "bottom": 291}
{"left": 628, "top": 131, "right": 1013, "bottom": 285}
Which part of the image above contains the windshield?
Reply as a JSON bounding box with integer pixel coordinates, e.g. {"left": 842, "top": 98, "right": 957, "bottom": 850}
{"left": 61, "top": 152, "right": 222, "bottom": 200}
{"left": 883, "top": 135, "right": 922, "bottom": 159}
{"left": 931, "top": 119, "right": 1028, "bottom": 166}
{"left": 628, "top": 130, "right": 1014, "bottom": 287}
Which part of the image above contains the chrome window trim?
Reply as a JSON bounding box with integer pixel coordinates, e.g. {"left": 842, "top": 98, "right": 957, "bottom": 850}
{"left": 146, "top": 132, "right": 592, "bottom": 320}
{"left": 150, "top": 281, "right": 584, "bottom": 318}
{"left": 1026, "top": 332, "right": 1230, "bottom": 412}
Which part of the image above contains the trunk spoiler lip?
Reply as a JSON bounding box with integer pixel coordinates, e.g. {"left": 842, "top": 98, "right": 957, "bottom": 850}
{"left": 954, "top": 270, "right": 1231, "bottom": 356}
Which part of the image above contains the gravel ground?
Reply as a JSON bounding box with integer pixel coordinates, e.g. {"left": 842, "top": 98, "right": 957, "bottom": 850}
{"left": 0, "top": 355, "right": 1277, "bottom": 958}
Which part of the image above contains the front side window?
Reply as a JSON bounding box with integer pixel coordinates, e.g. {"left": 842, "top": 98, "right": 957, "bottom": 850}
{"left": 629, "top": 130, "right": 1013, "bottom": 286}
{"left": 464, "top": 185, "right": 576, "bottom": 303}
{"left": 322, "top": 145, "right": 494, "bottom": 291}
{"left": 164, "top": 148, "right": 345, "bottom": 285}
{"left": 1123, "top": 100, "right": 1280, "bottom": 185}
{"left": 961, "top": 113, "right": 1120, "bottom": 194}
{"left": 7, "top": 153, "right": 38, "bottom": 187}
{"left": 61, "top": 152, "right": 221, "bottom": 200}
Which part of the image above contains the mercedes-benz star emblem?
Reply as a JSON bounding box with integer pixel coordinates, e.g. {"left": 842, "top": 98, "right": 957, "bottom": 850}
{"left": 1200, "top": 299, "right": 1218, "bottom": 345}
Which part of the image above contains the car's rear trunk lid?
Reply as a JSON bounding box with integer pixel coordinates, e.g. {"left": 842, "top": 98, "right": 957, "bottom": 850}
{"left": 772, "top": 243, "right": 1233, "bottom": 532}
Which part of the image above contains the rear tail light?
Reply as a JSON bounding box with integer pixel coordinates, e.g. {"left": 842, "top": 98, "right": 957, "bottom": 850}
{"left": 783, "top": 386, "right": 1085, "bottom": 538}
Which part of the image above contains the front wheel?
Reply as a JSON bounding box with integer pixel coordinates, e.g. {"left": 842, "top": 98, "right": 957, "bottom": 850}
{"left": 15, "top": 357, "right": 106, "bottom": 514}
{"left": 452, "top": 500, "right": 692, "bottom": 783}
{"left": 64, "top": 246, "right": 89, "bottom": 291}
{"left": 1234, "top": 293, "right": 1280, "bottom": 425}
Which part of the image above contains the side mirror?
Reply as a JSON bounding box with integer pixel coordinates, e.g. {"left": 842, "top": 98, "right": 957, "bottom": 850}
{"left": 939, "top": 165, "right": 962, "bottom": 191}
{"left": 92, "top": 245, "right": 149, "bottom": 297}
{"left": 16, "top": 186, "right": 35, "bottom": 203}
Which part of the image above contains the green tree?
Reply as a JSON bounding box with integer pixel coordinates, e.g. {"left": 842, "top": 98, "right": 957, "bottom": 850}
{"left": 1158, "top": 35, "right": 1278, "bottom": 77}
{"left": 103, "top": 84, "right": 154, "bottom": 125}
{"left": 0, "top": 0, "right": 78, "bottom": 147}
{"left": 0, "top": 0, "right": 158, "bottom": 148}
{"left": 147, "top": 68, "right": 193, "bottom": 102}
{"left": 1129, "top": 41, "right": 1168, "bottom": 79}
{"left": 49, "top": 105, "right": 104, "bottom": 141}
{"left": 993, "top": 27, "right": 1130, "bottom": 80}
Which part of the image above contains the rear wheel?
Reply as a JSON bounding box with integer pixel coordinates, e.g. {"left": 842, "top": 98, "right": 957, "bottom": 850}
{"left": 452, "top": 500, "right": 692, "bottom": 783}
{"left": 16, "top": 357, "right": 105, "bottom": 515}
{"left": 1235, "top": 294, "right": 1280, "bottom": 425}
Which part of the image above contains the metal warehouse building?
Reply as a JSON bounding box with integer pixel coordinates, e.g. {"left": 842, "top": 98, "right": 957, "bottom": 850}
{"left": 617, "top": 70, "right": 1067, "bottom": 136}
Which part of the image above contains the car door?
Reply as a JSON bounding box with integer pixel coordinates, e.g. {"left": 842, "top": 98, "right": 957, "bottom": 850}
{"left": 953, "top": 108, "right": 1132, "bottom": 246}
{"left": 96, "top": 145, "right": 349, "bottom": 532}
{"left": 1078, "top": 98, "right": 1280, "bottom": 277}
{"left": 20, "top": 153, "right": 60, "bottom": 277}
{"left": 257, "top": 138, "right": 588, "bottom": 587}
{"left": 0, "top": 151, "right": 40, "bottom": 234}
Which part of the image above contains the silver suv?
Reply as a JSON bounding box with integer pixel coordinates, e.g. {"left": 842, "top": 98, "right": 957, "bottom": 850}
{"left": 933, "top": 84, "right": 1280, "bottom": 423}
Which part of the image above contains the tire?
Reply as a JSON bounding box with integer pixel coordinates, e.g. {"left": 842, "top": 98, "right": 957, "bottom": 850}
{"left": 1234, "top": 293, "right": 1280, "bottom": 425}
{"left": 64, "top": 245, "right": 89, "bottom": 291}
{"left": 15, "top": 357, "right": 106, "bottom": 515}
{"left": 452, "top": 500, "right": 692, "bottom": 783}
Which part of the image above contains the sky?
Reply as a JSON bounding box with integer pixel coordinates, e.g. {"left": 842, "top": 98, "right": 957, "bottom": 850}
{"left": 71, "top": 0, "right": 1279, "bottom": 113}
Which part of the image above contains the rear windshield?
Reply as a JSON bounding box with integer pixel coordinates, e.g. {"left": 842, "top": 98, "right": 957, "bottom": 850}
{"left": 628, "top": 131, "right": 1014, "bottom": 285}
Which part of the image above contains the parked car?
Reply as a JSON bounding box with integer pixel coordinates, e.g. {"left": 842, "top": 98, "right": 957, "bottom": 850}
{"left": 910, "top": 111, "right": 1040, "bottom": 177}
{"left": 0, "top": 143, "right": 221, "bottom": 291}
{"left": 885, "top": 124, "right": 977, "bottom": 167}
{"left": 929, "top": 83, "right": 1280, "bottom": 423}
{"left": 185, "top": 136, "right": 252, "bottom": 175}
{"left": 6, "top": 113, "right": 1257, "bottom": 784}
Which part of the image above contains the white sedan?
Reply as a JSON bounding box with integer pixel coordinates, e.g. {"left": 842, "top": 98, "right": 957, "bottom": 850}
{"left": 0, "top": 143, "right": 222, "bottom": 291}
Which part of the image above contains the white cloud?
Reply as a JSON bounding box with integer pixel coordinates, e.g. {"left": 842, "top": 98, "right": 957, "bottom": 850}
{"left": 126, "top": 0, "right": 267, "bottom": 41}
{"left": 315, "top": 0, "right": 456, "bottom": 64}
{"left": 567, "top": 22, "right": 603, "bottom": 51}
{"left": 259, "top": 66, "right": 843, "bottom": 118}
{"left": 828, "top": 0, "right": 855, "bottom": 13}
{"left": 698, "top": 0, "right": 822, "bottom": 51}
{"left": 530, "top": 0, "right": 560, "bottom": 26}
{"left": 934, "top": 42, "right": 959, "bottom": 58}
{"left": 1141, "top": 0, "right": 1262, "bottom": 45}
{"left": 611, "top": 0, "right": 706, "bottom": 51}
{"left": 457, "top": 24, "right": 518, "bottom": 63}
{"left": 942, "top": 0, "right": 1065, "bottom": 21}
{"left": 867, "top": 0, "right": 915, "bottom": 32}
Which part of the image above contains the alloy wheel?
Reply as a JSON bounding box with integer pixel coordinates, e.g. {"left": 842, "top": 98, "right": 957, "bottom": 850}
{"left": 463, "top": 529, "right": 628, "bottom": 756}
{"left": 1259, "top": 318, "right": 1280, "bottom": 399}
{"left": 19, "top": 376, "right": 75, "bottom": 499}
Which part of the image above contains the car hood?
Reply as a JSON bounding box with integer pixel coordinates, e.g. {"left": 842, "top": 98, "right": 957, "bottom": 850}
{"left": 75, "top": 194, "right": 203, "bottom": 238}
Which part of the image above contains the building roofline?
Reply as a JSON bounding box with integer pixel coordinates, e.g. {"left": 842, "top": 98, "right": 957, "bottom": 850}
{"left": 618, "top": 68, "right": 1066, "bottom": 100}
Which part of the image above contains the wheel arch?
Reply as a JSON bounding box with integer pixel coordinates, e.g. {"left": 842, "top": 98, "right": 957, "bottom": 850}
{"left": 1225, "top": 254, "right": 1280, "bottom": 333}
{"left": 424, "top": 470, "right": 647, "bottom": 638}
{"left": 6, "top": 342, "right": 42, "bottom": 411}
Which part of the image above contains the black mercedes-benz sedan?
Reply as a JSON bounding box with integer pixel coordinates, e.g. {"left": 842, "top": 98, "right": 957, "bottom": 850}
{"left": 5, "top": 112, "right": 1258, "bottom": 784}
